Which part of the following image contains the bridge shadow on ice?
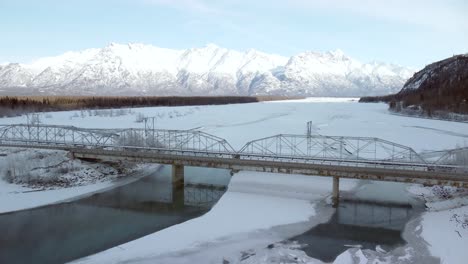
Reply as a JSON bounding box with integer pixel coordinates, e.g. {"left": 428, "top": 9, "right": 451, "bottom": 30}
{"left": 289, "top": 200, "right": 420, "bottom": 262}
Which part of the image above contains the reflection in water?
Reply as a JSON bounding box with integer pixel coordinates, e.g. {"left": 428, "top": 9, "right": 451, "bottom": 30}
{"left": 290, "top": 200, "right": 421, "bottom": 262}
{"left": 0, "top": 169, "right": 228, "bottom": 264}
{"left": 184, "top": 183, "right": 226, "bottom": 207}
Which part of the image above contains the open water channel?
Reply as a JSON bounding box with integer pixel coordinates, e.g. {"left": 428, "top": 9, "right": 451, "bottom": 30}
{"left": 0, "top": 166, "right": 230, "bottom": 264}
{"left": 289, "top": 199, "right": 423, "bottom": 262}
{"left": 0, "top": 166, "right": 425, "bottom": 264}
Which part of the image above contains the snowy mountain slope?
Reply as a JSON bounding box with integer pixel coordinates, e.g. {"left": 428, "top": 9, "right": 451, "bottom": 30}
{"left": 360, "top": 54, "right": 468, "bottom": 117}
{"left": 0, "top": 43, "right": 414, "bottom": 96}
{"left": 0, "top": 63, "right": 35, "bottom": 88}
{"left": 400, "top": 54, "right": 468, "bottom": 92}
{"left": 394, "top": 54, "right": 468, "bottom": 114}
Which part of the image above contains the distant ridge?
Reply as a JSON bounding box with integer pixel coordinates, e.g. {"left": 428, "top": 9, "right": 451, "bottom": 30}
{"left": 0, "top": 43, "right": 414, "bottom": 96}
{"left": 360, "top": 54, "right": 468, "bottom": 117}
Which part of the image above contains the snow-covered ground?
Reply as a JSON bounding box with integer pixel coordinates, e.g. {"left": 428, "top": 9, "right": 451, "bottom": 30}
{"left": 407, "top": 185, "right": 468, "bottom": 264}
{"left": 1, "top": 97, "right": 467, "bottom": 263}
{"left": 419, "top": 205, "right": 468, "bottom": 264}
{"left": 0, "top": 147, "right": 159, "bottom": 214}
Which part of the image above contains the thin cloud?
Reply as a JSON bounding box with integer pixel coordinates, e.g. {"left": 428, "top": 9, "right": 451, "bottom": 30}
{"left": 142, "top": 0, "right": 222, "bottom": 14}
{"left": 286, "top": 0, "right": 468, "bottom": 32}
{"left": 142, "top": 0, "right": 468, "bottom": 33}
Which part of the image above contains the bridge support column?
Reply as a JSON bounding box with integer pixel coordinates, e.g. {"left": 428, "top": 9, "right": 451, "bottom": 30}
{"left": 172, "top": 164, "right": 185, "bottom": 207}
{"left": 172, "top": 164, "right": 184, "bottom": 188}
{"left": 332, "top": 176, "right": 340, "bottom": 208}
{"left": 67, "top": 151, "right": 75, "bottom": 160}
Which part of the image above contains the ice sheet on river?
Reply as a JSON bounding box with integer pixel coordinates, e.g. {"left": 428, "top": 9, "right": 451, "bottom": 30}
{"left": 74, "top": 172, "right": 358, "bottom": 263}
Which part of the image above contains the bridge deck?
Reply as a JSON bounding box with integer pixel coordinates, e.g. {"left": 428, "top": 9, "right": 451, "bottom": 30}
{"left": 1, "top": 142, "right": 467, "bottom": 188}
{"left": 0, "top": 124, "right": 467, "bottom": 188}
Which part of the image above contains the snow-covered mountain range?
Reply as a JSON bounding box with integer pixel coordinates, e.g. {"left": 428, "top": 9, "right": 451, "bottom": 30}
{"left": 0, "top": 43, "right": 415, "bottom": 96}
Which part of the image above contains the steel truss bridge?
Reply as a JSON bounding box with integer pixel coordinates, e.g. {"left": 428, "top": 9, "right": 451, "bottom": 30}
{"left": 0, "top": 124, "right": 467, "bottom": 194}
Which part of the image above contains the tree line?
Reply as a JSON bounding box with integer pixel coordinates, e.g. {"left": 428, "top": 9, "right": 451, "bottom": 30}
{"left": 0, "top": 95, "right": 298, "bottom": 117}
{"left": 0, "top": 96, "right": 257, "bottom": 117}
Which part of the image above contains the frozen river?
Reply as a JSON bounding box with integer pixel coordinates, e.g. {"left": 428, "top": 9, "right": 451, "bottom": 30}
{"left": 1, "top": 98, "right": 467, "bottom": 263}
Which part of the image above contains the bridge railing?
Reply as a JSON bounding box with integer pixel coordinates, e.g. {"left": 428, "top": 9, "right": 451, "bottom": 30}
{"left": 0, "top": 124, "right": 116, "bottom": 146}
{"left": 113, "top": 128, "right": 235, "bottom": 153}
{"left": 238, "top": 134, "right": 427, "bottom": 165}
{"left": 0, "top": 124, "right": 235, "bottom": 153}
{"left": 418, "top": 147, "right": 468, "bottom": 172}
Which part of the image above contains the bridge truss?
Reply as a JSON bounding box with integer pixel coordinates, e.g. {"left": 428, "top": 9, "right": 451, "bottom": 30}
{"left": 0, "top": 124, "right": 235, "bottom": 153}
{"left": 239, "top": 134, "right": 427, "bottom": 165}
{"left": 0, "top": 124, "right": 467, "bottom": 169}
{"left": 420, "top": 147, "right": 468, "bottom": 167}
{"left": 0, "top": 124, "right": 116, "bottom": 146}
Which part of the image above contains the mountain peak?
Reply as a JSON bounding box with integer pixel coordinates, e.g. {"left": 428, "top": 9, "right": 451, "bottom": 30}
{"left": 204, "top": 43, "right": 220, "bottom": 49}
{"left": 127, "top": 43, "right": 145, "bottom": 50}
{"left": 0, "top": 43, "right": 414, "bottom": 97}
{"left": 328, "top": 49, "right": 346, "bottom": 58}
{"left": 293, "top": 49, "right": 350, "bottom": 61}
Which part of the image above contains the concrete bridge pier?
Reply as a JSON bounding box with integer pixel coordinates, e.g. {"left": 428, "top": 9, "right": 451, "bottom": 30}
{"left": 172, "top": 164, "right": 185, "bottom": 188}
{"left": 172, "top": 164, "right": 185, "bottom": 206}
{"left": 332, "top": 176, "right": 340, "bottom": 208}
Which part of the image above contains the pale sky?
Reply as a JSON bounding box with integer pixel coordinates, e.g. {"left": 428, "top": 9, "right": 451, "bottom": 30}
{"left": 1, "top": 0, "right": 467, "bottom": 68}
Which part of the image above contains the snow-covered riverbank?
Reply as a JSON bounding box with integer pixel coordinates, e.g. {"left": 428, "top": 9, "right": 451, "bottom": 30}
{"left": 408, "top": 185, "right": 468, "bottom": 264}
{"left": 0, "top": 147, "right": 159, "bottom": 214}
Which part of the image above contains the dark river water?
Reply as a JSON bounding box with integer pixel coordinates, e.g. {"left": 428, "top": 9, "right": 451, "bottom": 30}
{"left": 0, "top": 166, "right": 230, "bottom": 264}
{"left": 289, "top": 200, "right": 423, "bottom": 262}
